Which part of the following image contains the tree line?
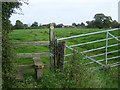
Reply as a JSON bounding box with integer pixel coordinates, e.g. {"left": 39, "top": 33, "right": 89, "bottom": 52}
{"left": 11, "top": 13, "right": 120, "bottom": 30}
{"left": 11, "top": 21, "right": 63, "bottom": 29}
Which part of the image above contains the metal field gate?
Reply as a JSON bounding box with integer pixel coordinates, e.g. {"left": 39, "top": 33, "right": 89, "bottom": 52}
{"left": 56, "top": 28, "right": 120, "bottom": 69}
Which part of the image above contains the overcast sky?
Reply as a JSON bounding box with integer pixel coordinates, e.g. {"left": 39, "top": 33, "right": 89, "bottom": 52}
{"left": 10, "top": 0, "right": 120, "bottom": 25}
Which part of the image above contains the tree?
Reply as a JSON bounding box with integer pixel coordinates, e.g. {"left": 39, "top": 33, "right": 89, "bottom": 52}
{"left": 24, "top": 24, "right": 29, "bottom": 29}
{"left": 94, "top": 19, "right": 103, "bottom": 29}
{"left": 14, "top": 20, "right": 24, "bottom": 29}
{"left": 56, "top": 23, "right": 63, "bottom": 28}
{"left": 86, "top": 13, "right": 113, "bottom": 28}
{"left": 111, "top": 20, "right": 119, "bottom": 28}
{"left": 72, "top": 23, "right": 76, "bottom": 27}
{"left": 31, "top": 21, "right": 38, "bottom": 28}
{"left": 94, "top": 13, "right": 105, "bottom": 20}
{"left": 80, "top": 22, "right": 85, "bottom": 27}
{"left": 86, "top": 20, "right": 95, "bottom": 28}
{"left": 2, "top": 1, "right": 27, "bottom": 89}
{"left": 76, "top": 22, "right": 85, "bottom": 28}
{"left": 102, "top": 16, "right": 112, "bottom": 28}
{"left": 94, "top": 13, "right": 112, "bottom": 28}
{"left": 77, "top": 23, "right": 81, "bottom": 27}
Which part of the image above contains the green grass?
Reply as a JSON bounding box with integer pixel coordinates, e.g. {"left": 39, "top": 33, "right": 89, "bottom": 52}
{"left": 9, "top": 28, "right": 119, "bottom": 88}
{"left": 9, "top": 27, "right": 119, "bottom": 67}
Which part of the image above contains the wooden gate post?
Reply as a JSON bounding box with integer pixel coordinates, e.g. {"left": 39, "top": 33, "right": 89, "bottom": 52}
{"left": 49, "top": 23, "right": 55, "bottom": 70}
{"left": 56, "top": 41, "right": 66, "bottom": 71}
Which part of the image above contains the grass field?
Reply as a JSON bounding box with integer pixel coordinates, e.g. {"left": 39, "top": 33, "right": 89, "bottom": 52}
{"left": 9, "top": 28, "right": 119, "bottom": 88}
{"left": 9, "top": 28, "right": 119, "bottom": 65}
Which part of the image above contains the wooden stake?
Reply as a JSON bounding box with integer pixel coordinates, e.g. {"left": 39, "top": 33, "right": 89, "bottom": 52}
{"left": 49, "top": 23, "right": 55, "bottom": 70}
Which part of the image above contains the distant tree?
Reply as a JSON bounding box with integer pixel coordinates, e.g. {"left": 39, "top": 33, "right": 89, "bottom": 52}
{"left": 24, "top": 24, "right": 28, "bottom": 29}
{"left": 14, "top": 20, "right": 24, "bottom": 29}
{"left": 77, "top": 23, "right": 81, "bottom": 27}
{"left": 80, "top": 22, "right": 85, "bottom": 27}
{"left": 56, "top": 23, "right": 64, "bottom": 28}
{"left": 72, "top": 23, "right": 77, "bottom": 27}
{"left": 93, "top": 19, "right": 103, "bottom": 29}
{"left": 41, "top": 24, "right": 50, "bottom": 28}
{"left": 86, "top": 13, "right": 113, "bottom": 28}
{"left": 119, "top": 24, "right": 120, "bottom": 28}
{"left": 76, "top": 22, "right": 85, "bottom": 28}
{"left": 86, "top": 20, "right": 95, "bottom": 28}
{"left": 102, "top": 16, "right": 113, "bottom": 28}
{"left": 118, "top": 23, "right": 120, "bottom": 28}
{"left": 94, "top": 13, "right": 105, "bottom": 20}
{"left": 31, "top": 21, "right": 38, "bottom": 28}
{"left": 111, "top": 20, "right": 119, "bottom": 28}
{"left": 94, "top": 13, "right": 112, "bottom": 28}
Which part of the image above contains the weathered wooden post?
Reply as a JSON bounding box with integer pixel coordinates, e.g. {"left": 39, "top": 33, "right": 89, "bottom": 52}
{"left": 33, "top": 57, "right": 44, "bottom": 79}
{"left": 56, "top": 41, "right": 66, "bottom": 71}
{"left": 49, "top": 23, "right": 55, "bottom": 70}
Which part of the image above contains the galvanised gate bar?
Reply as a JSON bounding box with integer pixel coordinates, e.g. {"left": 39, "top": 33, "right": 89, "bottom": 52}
{"left": 57, "top": 28, "right": 120, "bottom": 69}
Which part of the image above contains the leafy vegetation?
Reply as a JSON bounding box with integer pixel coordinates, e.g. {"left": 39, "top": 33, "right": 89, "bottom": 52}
{"left": 10, "top": 53, "right": 119, "bottom": 88}
{"left": 86, "top": 13, "right": 120, "bottom": 28}
{"left": 2, "top": 1, "right": 23, "bottom": 89}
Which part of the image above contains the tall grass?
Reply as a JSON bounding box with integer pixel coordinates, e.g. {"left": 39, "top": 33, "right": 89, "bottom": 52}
{"left": 12, "top": 52, "right": 118, "bottom": 88}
